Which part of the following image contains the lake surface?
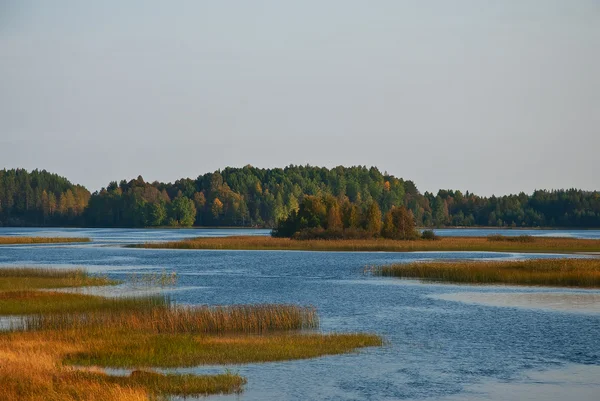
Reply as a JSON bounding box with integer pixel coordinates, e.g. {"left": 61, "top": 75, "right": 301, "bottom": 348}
{"left": 0, "top": 227, "right": 599, "bottom": 400}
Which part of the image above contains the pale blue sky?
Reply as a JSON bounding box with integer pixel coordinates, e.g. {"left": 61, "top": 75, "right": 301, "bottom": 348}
{"left": 1, "top": 1, "right": 599, "bottom": 195}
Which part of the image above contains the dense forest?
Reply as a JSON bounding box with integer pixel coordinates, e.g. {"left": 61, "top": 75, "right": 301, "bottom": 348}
{"left": 1, "top": 166, "right": 599, "bottom": 228}
{"left": 0, "top": 169, "right": 90, "bottom": 226}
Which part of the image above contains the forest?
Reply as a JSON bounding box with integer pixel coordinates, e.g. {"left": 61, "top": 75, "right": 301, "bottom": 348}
{"left": 1, "top": 166, "right": 599, "bottom": 228}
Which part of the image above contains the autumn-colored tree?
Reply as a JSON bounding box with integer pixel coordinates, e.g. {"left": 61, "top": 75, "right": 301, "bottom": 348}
{"left": 365, "top": 202, "right": 382, "bottom": 235}
{"left": 211, "top": 198, "right": 224, "bottom": 218}
{"left": 193, "top": 192, "right": 206, "bottom": 210}
{"left": 382, "top": 206, "right": 418, "bottom": 240}
{"left": 326, "top": 202, "right": 343, "bottom": 231}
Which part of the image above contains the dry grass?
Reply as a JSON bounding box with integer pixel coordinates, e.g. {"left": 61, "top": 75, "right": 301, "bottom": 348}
{"left": 0, "top": 292, "right": 166, "bottom": 316}
{"left": 0, "top": 334, "right": 245, "bottom": 401}
{"left": 371, "top": 258, "right": 600, "bottom": 287}
{"left": 0, "top": 266, "right": 382, "bottom": 399}
{"left": 21, "top": 304, "right": 318, "bottom": 334}
{"left": 0, "top": 236, "right": 90, "bottom": 244}
{"left": 0, "top": 267, "right": 117, "bottom": 292}
{"left": 131, "top": 235, "right": 600, "bottom": 254}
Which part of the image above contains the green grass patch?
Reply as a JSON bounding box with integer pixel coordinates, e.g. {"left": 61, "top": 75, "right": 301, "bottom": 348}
{"left": 64, "top": 331, "right": 383, "bottom": 368}
{"left": 371, "top": 258, "right": 600, "bottom": 287}
{"left": 0, "top": 292, "right": 166, "bottom": 316}
{"left": 72, "top": 370, "right": 246, "bottom": 397}
{"left": 0, "top": 268, "right": 117, "bottom": 292}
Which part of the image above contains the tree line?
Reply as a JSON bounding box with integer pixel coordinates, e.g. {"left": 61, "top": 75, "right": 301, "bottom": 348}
{"left": 1, "top": 166, "right": 599, "bottom": 229}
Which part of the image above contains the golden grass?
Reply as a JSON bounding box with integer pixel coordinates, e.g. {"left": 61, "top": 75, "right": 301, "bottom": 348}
{"left": 0, "top": 236, "right": 91, "bottom": 244}
{"left": 372, "top": 258, "right": 600, "bottom": 287}
{"left": 0, "top": 292, "right": 166, "bottom": 316}
{"left": 0, "top": 267, "right": 117, "bottom": 292}
{"left": 0, "top": 266, "right": 383, "bottom": 399}
{"left": 22, "top": 304, "right": 318, "bottom": 334}
{"left": 0, "top": 334, "right": 245, "bottom": 401}
{"left": 131, "top": 235, "right": 600, "bottom": 254}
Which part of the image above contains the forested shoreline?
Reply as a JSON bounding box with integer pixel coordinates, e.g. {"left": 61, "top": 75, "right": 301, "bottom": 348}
{"left": 1, "top": 166, "right": 599, "bottom": 228}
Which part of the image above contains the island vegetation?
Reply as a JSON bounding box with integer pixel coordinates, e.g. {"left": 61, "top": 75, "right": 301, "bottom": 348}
{"left": 369, "top": 258, "right": 600, "bottom": 287}
{"left": 133, "top": 235, "right": 600, "bottom": 254}
{"left": 2, "top": 166, "right": 600, "bottom": 229}
{"left": 0, "top": 267, "right": 382, "bottom": 400}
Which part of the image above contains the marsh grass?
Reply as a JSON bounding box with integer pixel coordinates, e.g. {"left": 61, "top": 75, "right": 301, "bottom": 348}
{"left": 371, "top": 258, "right": 600, "bottom": 287}
{"left": 70, "top": 370, "right": 246, "bottom": 397}
{"left": 22, "top": 304, "right": 318, "bottom": 334}
{"left": 62, "top": 331, "right": 384, "bottom": 367}
{"left": 0, "top": 335, "right": 245, "bottom": 401}
{"left": 0, "top": 292, "right": 167, "bottom": 316}
{"left": 0, "top": 267, "right": 118, "bottom": 291}
{"left": 0, "top": 236, "right": 91, "bottom": 245}
{"left": 131, "top": 235, "right": 600, "bottom": 254}
{"left": 0, "top": 266, "right": 382, "bottom": 399}
{"left": 128, "top": 269, "right": 178, "bottom": 288}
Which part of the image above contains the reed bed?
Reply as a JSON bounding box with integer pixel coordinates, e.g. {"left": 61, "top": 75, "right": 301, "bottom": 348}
{"left": 131, "top": 235, "right": 600, "bottom": 254}
{"left": 371, "top": 258, "right": 600, "bottom": 287}
{"left": 0, "top": 236, "right": 90, "bottom": 244}
{"left": 0, "top": 267, "right": 117, "bottom": 291}
{"left": 0, "top": 266, "right": 382, "bottom": 399}
{"left": 70, "top": 370, "right": 246, "bottom": 397}
{"left": 0, "top": 292, "right": 167, "bottom": 316}
{"left": 21, "top": 304, "right": 318, "bottom": 334}
{"left": 0, "top": 335, "right": 245, "bottom": 400}
{"left": 63, "top": 331, "right": 384, "bottom": 368}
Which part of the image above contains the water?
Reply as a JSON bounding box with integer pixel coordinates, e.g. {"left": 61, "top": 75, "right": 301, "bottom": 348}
{"left": 429, "top": 228, "right": 600, "bottom": 239}
{"left": 0, "top": 228, "right": 599, "bottom": 400}
{"left": 3, "top": 227, "right": 600, "bottom": 242}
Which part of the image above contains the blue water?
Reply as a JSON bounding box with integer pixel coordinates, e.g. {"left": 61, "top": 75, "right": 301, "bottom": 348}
{"left": 0, "top": 228, "right": 599, "bottom": 400}
{"left": 3, "top": 227, "right": 600, "bottom": 242}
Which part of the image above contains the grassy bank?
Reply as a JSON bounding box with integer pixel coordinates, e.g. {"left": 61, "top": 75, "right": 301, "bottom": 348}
{"left": 0, "top": 236, "right": 91, "bottom": 244}
{"left": 0, "top": 267, "right": 117, "bottom": 291}
{"left": 371, "top": 258, "right": 600, "bottom": 287}
{"left": 1, "top": 267, "right": 382, "bottom": 400}
{"left": 131, "top": 235, "right": 600, "bottom": 254}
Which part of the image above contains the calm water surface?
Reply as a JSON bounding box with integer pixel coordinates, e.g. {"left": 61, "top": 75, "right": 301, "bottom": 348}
{"left": 0, "top": 228, "right": 598, "bottom": 401}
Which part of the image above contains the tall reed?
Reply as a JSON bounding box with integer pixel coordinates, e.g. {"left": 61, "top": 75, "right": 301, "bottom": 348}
{"left": 371, "top": 258, "right": 600, "bottom": 287}
{"left": 21, "top": 304, "right": 319, "bottom": 334}
{"left": 0, "top": 236, "right": 90, "bottom": 244}
{"left": 131, "top": 235, "right": 600, "bottom": 254}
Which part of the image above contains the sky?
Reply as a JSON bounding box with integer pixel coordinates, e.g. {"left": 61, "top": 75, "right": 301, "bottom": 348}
{"left": 1, "top": 1, "right": 599, "bottom": 195}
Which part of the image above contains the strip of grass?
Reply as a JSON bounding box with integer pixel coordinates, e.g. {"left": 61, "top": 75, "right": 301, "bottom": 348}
{"left": 0, "top": 268, "right": 118, "bottom": 292}
{"left": 130, "top": 235, "right": 600, "bottom": 254}
{"left": 71, "top": 370, "right": 246, "bottom": 397}
{"left": 0, "top": 292, "right": 166, "bottom": 316}
{"left": 23, "top": 304, "right": 318, "bottom": 333}
{"left": 62, "top": 330, "right": 383, "bottom": 368}
{"left": 371, "top": 258, "right": 600, "bottom": 287}
{"left": 0, "top": 236, "right": 90, "bottom": 244}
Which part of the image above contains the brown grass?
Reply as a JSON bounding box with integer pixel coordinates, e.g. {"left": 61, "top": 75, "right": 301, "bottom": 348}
{"left": 371, "top": 258, "right": 600, "bottom": 287}
{"left": 0, "top": 267, "right": 117, "bottom": 292}
{"left": 21, "top": 304, "right": 318, "bottom": 334}
{"left": 0, "top": 267, "right": 382, "bottom": 399}
{"left": 0, "top": 237, "right": 90, "bottom": 244}
{"left": 0, "top": 333, "right": 245, "bottom": 401}
{"left": 131, "top": 235, "right": 600, "bottom": 254}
